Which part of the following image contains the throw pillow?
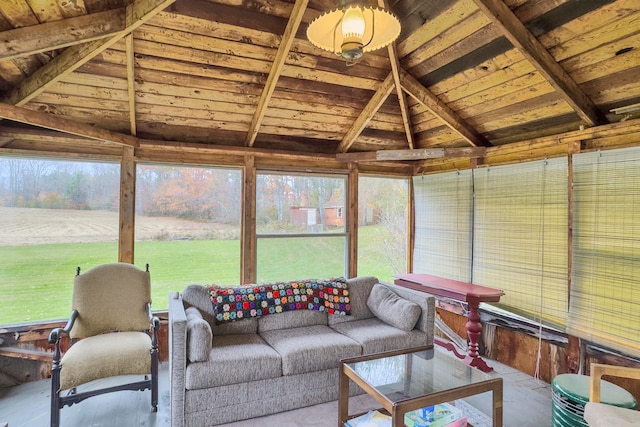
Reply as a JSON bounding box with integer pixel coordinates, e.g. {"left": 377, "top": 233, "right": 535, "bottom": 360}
{"left": 366, "top": 284, "right": 421, "bottom": 331}
{"left": 185, "top": 307, "right": 213, "bottom": 362}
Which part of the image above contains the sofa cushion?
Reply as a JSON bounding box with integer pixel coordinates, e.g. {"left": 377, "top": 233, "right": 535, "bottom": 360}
{"left": 182, "top": 284, "right": 258, "bottom": 335}
{"left": 185, "top": 307, "right": 212, "bottom": 363}
{"left": 184, "top": 334, "right": 282, "bottom": 389}
{"left": 328, "top": 276, "right": 378, "bottom": 326}
{"left": 182, "top": 284, "right": 216, "bottom": 319}
{"left": 260, "top": 325, "right": 362, "bottom": 375}
{"left": 584, "top": 402, "right": 640, "bottom": 427}
{"left": 367, "top": 284, "right": 421, "bottom": 331}
{"left": 330, "top": 317, "right": 429, "bottom": 355}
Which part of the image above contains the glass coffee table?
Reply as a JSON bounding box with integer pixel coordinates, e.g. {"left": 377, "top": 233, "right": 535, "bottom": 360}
{"left": 338, "top": 345, "right": 503, "bottom": 426}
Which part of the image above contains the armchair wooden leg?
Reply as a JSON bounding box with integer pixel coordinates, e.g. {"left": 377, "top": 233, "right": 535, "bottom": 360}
{"left": 151, "top": 347, "right": 158, "bottom": 412}
{"left": 50, "top": 363, "right": 61, "bottom": 427}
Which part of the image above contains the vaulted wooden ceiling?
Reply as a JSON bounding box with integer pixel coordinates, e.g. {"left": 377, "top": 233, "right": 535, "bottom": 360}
{"left": 0, "top": 0, "right": 638, "bottom": 172}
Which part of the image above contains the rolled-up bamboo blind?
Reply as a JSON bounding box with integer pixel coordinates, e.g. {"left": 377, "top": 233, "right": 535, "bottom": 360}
{"left": 413, "top": 170, "right": 473, "bottom": 282}
{"left": 568, "top": 148, "right": 640, "bottom": 357}
{"left": 473, "top": 159, "right": 568, "bottom": 327}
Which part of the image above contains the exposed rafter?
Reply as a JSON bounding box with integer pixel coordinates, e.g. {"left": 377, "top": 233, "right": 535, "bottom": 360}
{"left": 125, "top": 35, "right": 138, "bottom": 136}
{"left": 379, "top": 0, "right": 414, "bottom": 150}
{"left": 245, "top": 0, "right": 309, "bottom": 147}
{"left": 400, "top": 70, "right": 490, "bottom": 147}
{"left": 472, "top": 0, "right": 607, "bottom": 127}
{"left": 1, "top": 0, "right": 176, "bottom": 107}
{"left": 0, "top": 103, "right": 138, "bottom": 147}
{"left": 336, "top": 73, "right": 396, "bottom": 153}
{"left": 0, "top": 9, "right": 126, "bottom": 61}
{"left": 388, "top": 45, "right": 415, "bottom": 150}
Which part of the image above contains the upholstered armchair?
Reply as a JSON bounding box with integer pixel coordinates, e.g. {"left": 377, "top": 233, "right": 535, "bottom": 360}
{"left": 48, "top": 263, "right": 159, "bottom": 427}
{"left": 584, "top": 363, "right": 640, "bottom": 427}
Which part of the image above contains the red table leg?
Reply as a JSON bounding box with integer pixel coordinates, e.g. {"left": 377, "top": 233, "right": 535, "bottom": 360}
{"left": 464, "top": 299, "right": 493, "bottom": 372}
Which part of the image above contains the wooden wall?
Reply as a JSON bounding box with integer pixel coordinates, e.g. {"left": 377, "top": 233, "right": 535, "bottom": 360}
{"left": 0, "top": 314, "right": 169, "bottom": 388}
{"left": 436, "top": 306, "right": 640, "bottom": 405}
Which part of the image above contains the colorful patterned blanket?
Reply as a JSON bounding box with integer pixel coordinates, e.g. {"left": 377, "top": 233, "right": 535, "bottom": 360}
{"left": 209, "top": 278, "right": 350, "bottom": 323}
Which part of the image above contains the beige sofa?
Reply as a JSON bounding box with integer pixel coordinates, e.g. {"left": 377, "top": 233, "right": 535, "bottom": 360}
{"left": 168, "top": 276, "right": 435, "bottom": 427}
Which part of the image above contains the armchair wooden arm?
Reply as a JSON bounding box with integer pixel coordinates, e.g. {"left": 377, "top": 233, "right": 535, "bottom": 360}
{"left": 590, "top": 363, "right": 640, "bottom": 403}
{"left": 48, "top": 310, "right": 78, "bottom": 364}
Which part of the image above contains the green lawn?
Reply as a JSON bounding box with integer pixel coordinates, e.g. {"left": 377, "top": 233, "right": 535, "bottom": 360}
{"left": 0, "top": 225, "right": 404, "bottom": 325}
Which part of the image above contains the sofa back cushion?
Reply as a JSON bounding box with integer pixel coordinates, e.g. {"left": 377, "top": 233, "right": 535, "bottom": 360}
{"left": 366, "top": 284, "right": 421, "bottom": 331}
{"left": 258, "top": 309, "right": 327, "bottom": 333}
{"left": 182, "top": 284, "right": 258, "bottom": 335}
{"left": 328, "top": 276, "right": 378, "bottom": 326}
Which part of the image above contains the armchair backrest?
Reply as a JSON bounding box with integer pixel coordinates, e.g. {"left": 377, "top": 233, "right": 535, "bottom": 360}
{"left": 70, "top": 263, "right": 152, "bottom": 339}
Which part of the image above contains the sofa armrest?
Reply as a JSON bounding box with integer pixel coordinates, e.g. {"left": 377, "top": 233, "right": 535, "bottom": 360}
{"left": 379, "top": 282, "right": 435, "bottom": 346}
{"left": 168, "top": 292, "right": 188, "bottom": 427}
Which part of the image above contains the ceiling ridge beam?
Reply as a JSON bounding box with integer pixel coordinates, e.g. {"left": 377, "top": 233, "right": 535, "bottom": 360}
{"left": 400, "top": 69, "right": 490, "bottom": 147}
{"left": 245, "top": 0, "right": 310, "bottom": 147}
{"left": 336, "top": 73, "right": 396, "bottom": 153}
{"left": 0, "top": 8, "right": 127, "bottom": 61}
{"left": 1, "top": 0, "right": 176, "bottom": 107}
{"left": 472, "top": 0, "right": 607, "bottom": 127}
{"left": 0, "top": 103, "right": 138, "bottom": 147}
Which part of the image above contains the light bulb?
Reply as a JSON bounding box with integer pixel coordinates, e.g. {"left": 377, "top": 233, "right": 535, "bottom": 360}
{"left": 341, "top": 6, "right": 365, "bottom": 41}
{"left": 341, "top": 6, "right": 365, "bottom": 61}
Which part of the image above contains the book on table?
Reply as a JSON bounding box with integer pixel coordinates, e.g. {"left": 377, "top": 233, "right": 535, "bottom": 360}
{"left": 345, "top": 403, "right": 467, "bottom": 427}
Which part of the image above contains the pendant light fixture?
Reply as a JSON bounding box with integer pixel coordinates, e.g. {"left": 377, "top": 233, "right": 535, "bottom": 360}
{"left": 306, "top": 0, "right": 401, "bottom": 65}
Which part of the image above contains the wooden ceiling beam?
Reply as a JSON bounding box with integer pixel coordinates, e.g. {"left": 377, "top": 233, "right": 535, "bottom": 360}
{"left": 400, "top": 69, "right": 490, "bottom": 147}
{"left": 337, "top": 147, "right": 487, "bottom": 162}
{"left": 0, "top": 103, "right": 138, "bottom": 147}
{"left": 472, "top": 0, "right": 607, "bottom": 127}
{"left": 336, "top": 73, "right": 396, "bottom": 153}
{"left": 245, "top": 0, "right": 309, "bottom": 147}
{"left": 0, "top": 8, "right": 126, "bottom": 61}
{"left": 1, "top": 0, "right": 176, "bottom": 107}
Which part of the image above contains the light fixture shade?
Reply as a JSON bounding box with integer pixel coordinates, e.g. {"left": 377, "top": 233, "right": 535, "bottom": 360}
{"left": 307, "top": 4, "right": 401, "bottom": 56}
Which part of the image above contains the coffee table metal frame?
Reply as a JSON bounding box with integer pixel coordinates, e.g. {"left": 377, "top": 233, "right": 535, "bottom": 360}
{"left": 338, "top": 345, "right": 503, "bottom": 427}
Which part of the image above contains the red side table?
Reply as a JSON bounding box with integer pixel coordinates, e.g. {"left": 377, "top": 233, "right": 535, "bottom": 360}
{"left": 394, "top": 273, "right": 504, "bottom": 373}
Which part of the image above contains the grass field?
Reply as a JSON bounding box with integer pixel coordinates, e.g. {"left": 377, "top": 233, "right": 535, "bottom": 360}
{"left": 1, "top": 220, "right": 402, "bottom": 325}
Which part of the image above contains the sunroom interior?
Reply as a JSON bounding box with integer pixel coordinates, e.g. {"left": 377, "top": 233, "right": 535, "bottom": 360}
{"left": 1, "top": 0, "right": 640, "bottom": 421}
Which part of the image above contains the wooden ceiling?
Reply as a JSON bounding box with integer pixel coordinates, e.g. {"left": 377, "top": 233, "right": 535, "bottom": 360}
{"left": 0, "top": 0, "right": 638, "bottom": 172}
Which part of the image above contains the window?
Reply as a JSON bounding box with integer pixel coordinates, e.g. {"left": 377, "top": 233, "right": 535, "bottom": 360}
{"left": 569, "top": 148, "right": 640, "bottom": 355}
{"left": 256, "top": 172, "right": 346, "bottom": 282}
{"left": 135, "top": 164, "right": 241, "bottom": 305}
{"left": 358, "top": 176, "right": 409, "bottom": 282}
{"left": 0, "top": 157, "right": 119, "bottom": 324}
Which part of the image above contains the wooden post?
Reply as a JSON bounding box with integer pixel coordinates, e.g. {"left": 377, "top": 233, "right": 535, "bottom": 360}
{"left": 407, "top": 176, "right": 415, "bottom": 273}
{"left": 347, "top": 163, "right": 358, "bottom": 278}
{"left": 119, "top": 146, "right": 135, "bottom": 263}
{"left": 241, "top": 155, "right": 256, "bottom": 284}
